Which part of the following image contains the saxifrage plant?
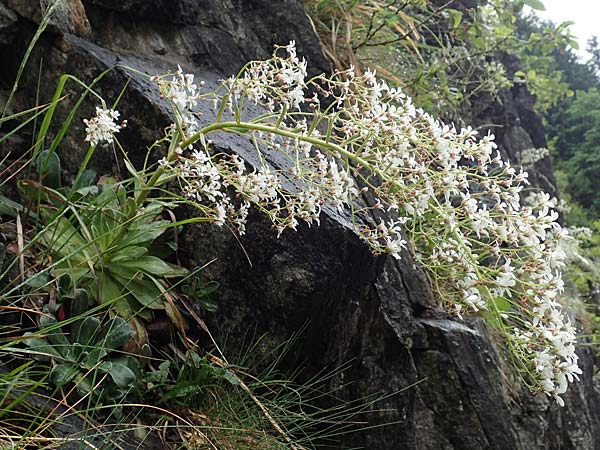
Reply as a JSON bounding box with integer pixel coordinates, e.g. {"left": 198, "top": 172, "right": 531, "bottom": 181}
{"left": 18, "top": 38, "right": 579, "bottom": 406}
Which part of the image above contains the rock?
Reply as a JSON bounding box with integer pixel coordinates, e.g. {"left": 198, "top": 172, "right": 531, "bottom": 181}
{"left": 471, "top": 53, "right": 559, "bottom": 197}
{"left": 82, "top": 0, "right": 330, "bottom": 76}
{"left": 7, "top": 0, "right": 90, "bottom": 36}
{"left": 0, "top": 1, "right": 599, "bottom": 449}
{"left": 0, "top": 3, "right": 17, "bottom": 31}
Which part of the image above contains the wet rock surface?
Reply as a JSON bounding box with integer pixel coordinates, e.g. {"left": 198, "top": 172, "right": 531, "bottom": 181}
{"left": 0, "top": 1, "right": 599, "bottom": 449}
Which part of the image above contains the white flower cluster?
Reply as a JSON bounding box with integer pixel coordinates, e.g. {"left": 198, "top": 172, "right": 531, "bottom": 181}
{"left": 153, "top": 66, "right": 205, "bottom": 145}
{"left": 516, "top": 292, "right": 580, "bottom": 406}
{"left": 172, "top": 146, "right": 356, "bottom": 236}
{"left": 225, "top": 40, "right": 308, "bottom": 111}
{"left": 153, "top": 42, "right": 579, "bottom": 404}
{"left": 520, "top": 147, "right": 549, "bottom": 166}
{"left": 83, "top": 106, "right": 125, "bottom": 146}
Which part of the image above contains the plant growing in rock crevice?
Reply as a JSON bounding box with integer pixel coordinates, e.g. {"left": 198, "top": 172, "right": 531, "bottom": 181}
{"left": 7, "top": 39, "right": 577, "bottom": 410}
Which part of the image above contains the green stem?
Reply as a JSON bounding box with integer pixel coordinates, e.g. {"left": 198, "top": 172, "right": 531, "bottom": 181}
{"left": 182, "top": 120, "right": 377, "bottom": 177}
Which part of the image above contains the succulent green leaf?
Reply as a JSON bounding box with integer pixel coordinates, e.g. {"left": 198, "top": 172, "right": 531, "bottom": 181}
{"left": 75, "top": 316, "right": 101, "bottom": 346}
{"left": 222, "top": 369, "right": 240, "bottom": 386}
{"left": 103, "top": 317, "right": 135, "bottom": 350}
{"left": 39, "top": 316, "right": 70, "bottom": 350}
{"left": 195, "top": 281, "right": 220, "bottom": 298}
{"left": 75, "top": 375, "right": 93, "bottom": 396}
{"left": 69, "top": 289, "right": 90, "bottom": 319}
{"left": 120, "top": 277, "right": 164, "bottom": 309}
{"left": 71, "top": 169, "right": 96, "bottom": 192}
{"left": 113, "top": 356, "right": 142, "bottom": 380}
{"left": 109, "top": 246, "right": 148, "bottom": 263}
{"left": 98, "top": 361, "right": 136, "bottom": 388}
{"left": 492, "top": 296, "right": 512, "bottom": 313}
{"left": 198, "top": 299, "right": 218, "bottom": 313}
{"left": 0, "top": 195, "right": 23, "bottom": 217}
{"left": 120, "top": 222, "right": 169, "bottom": 247}
{"left": 84, "top": 347, "right": 108, "bottom": 366}
{"left": 37, "top": 150, "right": 61, "bottom": 189}
{"left": 109, "top": 264, "right": 143, "bottom": 281}
{"left": 25, "top": 272, "right": 50, "bottom": 290}
{"left": 99, "top": 272, "right": 124, "bottom": 305}
{"left": 119, "top": 256, "right": 188, "bottom": 277}
{"left": 22, "top": 334, "right": 61, "bottom": 361}
{"left": 73, "top": 185, "right": 99, "bottom": 196}
{"left": 50, "top": 364, "right": 79, "bottom": 387}
{"left": 113, "top": 297, "right": 135, "bottom": 318}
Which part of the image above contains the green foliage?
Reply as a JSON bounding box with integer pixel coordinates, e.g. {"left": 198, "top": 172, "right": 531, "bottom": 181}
{"left": 522, "top": 0, "right": 545, "bottom": 10}
{"left": 39, "top": 191, "right": 186, "bottom": 316}
{"left": 548, "top": 88, "right": 600, "bottom": 214}
{"left": 23, "top": 305, "right": 139, "bottom": 404}
{"left": 586, "top": 35, "right": 600, "bottom": 78}
{"left": 19, "top": 149, "right": 201, "bottom": 341}
{"left": 304, "top": 0, "right": 576, "bottom": 118}
{"left": 149, "top": 351, "right": 239, "bottom": 407}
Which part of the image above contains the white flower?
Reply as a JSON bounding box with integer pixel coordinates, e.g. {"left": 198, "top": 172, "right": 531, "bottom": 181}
{"left": 83, "top": 106, "right": 125, "bottom": 146}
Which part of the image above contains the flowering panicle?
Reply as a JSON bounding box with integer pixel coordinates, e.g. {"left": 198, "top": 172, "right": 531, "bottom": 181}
{"left": 83, "top": 107, "right": 126, "bottom": 146}
{"left": 153, "top": 66, "right": 205, "bottom": 144}
{"left": 225, "top": 40, "right": 308, "bottom": 111}
{"left": 148, "top": 42, "right": 580, "bottom": 405}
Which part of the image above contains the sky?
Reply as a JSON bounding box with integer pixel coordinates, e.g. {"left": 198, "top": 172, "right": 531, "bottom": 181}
{"left": 525, "top": 0, "right": 599, "bottom": 59}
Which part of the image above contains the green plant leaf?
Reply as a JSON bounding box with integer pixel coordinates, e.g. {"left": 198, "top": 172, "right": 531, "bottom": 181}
{"left": 82, "top": 346, "right": 107, "bottom": 366}
{"left": 75, "top": 375, "right": 94, "bottom": 395}
{"left": 71, "top": 169, "right": 96, "bottom": 191}
{"left": 75, "top": 316, "right": 101, "bottom": 346}
{"left": 25, "top": 272, "right": 50, "bottom": 290}
{"left": 448, "top": 10, "right": 463, "bottom": 29}
{"left": 119, "top": 256, "right": 188, "bottom": 277}
{"left": 492, "top": 296, "right": 511, "bottom": 313}
{"left": 69, "top": 289, "right": 90, "bottom": 322}
{"left": 126, "top": 278, "right": 165, "bottom": 309}
{"left": 109, "top": 264, "right": 144, "bottom": 281}
{"left": 0, "top": 195, "right": 23, "bottom": 217}
{"left": 103, "top": 316, "right": 135, "bottom": 350}
{"left": 198, "top": 298, "right": 218, "bottom": 313}
{"left": 222, "top": 369, "right": 240, "bottom": 386}
{"left": 37, "top": 150, "right": 61, "bottom": 189}
{"left": 113, "top": 297, "right": 135, "bottom": 318}
{"left": 111, "top": 270, "right": 165, "bottom": 310}
{"left": 73, "top": 185, "right": 99, "bottom": 196}
{"left": 120, "top": 222, "right": 170, "bottom": 248}
{"left": 195, "top": 281, "right": 220, "bottom": 298}
{"left": 523, "top": 0, "right": 545, "bottom": 10}
{"left": 99, "top": 272, "right": 124, "bottom": 305}
{"left": 113, "top": 355, "right": 142, "bottom": 380}
{"left": 22, "top": 334, "right": 61, "bottom": 361}
{"left": 109, "top": 246, "right": 148, "bottom": 262}
{"left": 50, "top": 364, "right": 79, "bottom": 387}
{"left": 98, "top": 361, "right": 136, "bottom": 388}
{"left": 38, "top": 315, "right": 70, "bottom": 350}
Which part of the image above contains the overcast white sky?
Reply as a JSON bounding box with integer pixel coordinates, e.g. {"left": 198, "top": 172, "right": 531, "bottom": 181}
{"left": 526, "top": 0, "right": 599, "bottom": 59}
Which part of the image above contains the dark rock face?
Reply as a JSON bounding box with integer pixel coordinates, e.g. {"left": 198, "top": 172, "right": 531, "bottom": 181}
{"left": 1, "top": 1, "right": 599, "bottom": 449}
{"left": 469, "top": 53, "right": 559, "bottom": 198}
